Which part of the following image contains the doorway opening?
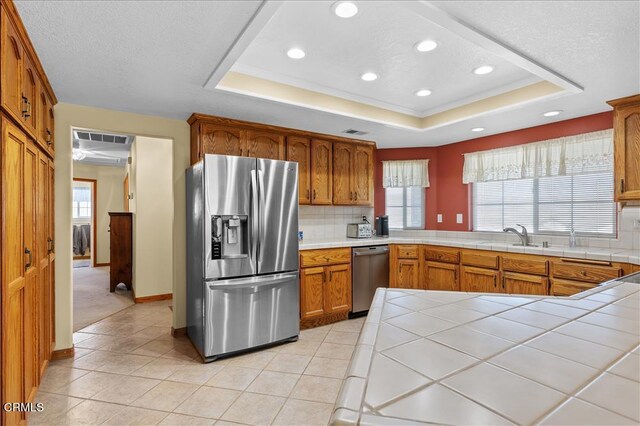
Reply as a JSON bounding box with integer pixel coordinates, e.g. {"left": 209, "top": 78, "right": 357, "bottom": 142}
{"left": 72, "top": 178, "right": 96, "bottom": 268}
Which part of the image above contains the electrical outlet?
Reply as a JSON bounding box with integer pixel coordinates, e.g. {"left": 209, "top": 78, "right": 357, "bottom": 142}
{"left": 437, "top": 214, "right": 443, "bottom": 223}
{"left": 456, "top": 213, "right": 463, "bottom": 224}
{"left": 634, "top": 219, "right": 640, "bottom": 229}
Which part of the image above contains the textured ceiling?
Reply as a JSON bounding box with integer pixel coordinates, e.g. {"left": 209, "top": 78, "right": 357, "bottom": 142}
{"left": 15, "top": 1, "right": 640, "bottom": 148}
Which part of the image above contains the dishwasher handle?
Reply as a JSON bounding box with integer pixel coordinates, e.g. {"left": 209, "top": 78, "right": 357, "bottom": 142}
{"left": 353, "top": 246, "right": 389, "bottom": 257}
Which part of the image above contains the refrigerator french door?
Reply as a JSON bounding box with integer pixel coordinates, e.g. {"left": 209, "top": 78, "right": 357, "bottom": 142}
{"left": 187, "top": 155, "right": 299, "bottom": 361}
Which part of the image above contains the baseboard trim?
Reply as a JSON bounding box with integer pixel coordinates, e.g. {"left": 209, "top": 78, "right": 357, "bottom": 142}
{"left": 95, "top": 262, "right": 110, "bottom": 267}
{"left": 300, "top": 311, "right": 349, "bottom": 330}
{"left": 51, "top": 346, "right": 75, "bottom": 360}
{"left": 171, "top": 326, "right": 187, "bottom": 337}
{"left": 73, "top": 255, "right": 90, "bottom": 260}
{"left": 135, "top": 293, "right": 173, "bottom": 303}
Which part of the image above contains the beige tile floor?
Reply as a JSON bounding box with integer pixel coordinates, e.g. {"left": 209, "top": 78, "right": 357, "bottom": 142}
{"left": 31, "top": 300, "right": 364, "bottom": 425}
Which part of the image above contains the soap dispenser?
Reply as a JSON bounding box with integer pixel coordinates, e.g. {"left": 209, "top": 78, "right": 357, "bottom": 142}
{"left": 569, "top": 228, "right": 577, "bottom": 248}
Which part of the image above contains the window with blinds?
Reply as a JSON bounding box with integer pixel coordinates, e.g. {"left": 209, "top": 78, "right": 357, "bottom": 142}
{"left": 472, "top": 170, "right": 616, "bottom": 236}
{"left": 386, "top": 187, "right": 425, "bottom": 229}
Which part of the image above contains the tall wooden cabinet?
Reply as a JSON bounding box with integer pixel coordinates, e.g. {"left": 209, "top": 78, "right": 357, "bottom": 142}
{"left": 1, "top": 1, "right": 57, "bottom": 423}
{"left": 109, "top": 213, "right": 133, "bottom": 293}
{"left": 608, "top": 94, "right": 640, "bottom": 203}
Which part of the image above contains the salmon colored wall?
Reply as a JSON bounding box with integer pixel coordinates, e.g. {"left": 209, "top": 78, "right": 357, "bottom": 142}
{"left": 375, "top": 111, "right": 614, "bottom": 231}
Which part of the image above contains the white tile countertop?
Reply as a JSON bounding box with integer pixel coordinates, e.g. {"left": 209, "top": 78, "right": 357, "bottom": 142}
{"left": 299, "top": 237, "right": 640, "bottom": 265}
{"left": 331, "top": 273, "right": 640, "bottom": 425}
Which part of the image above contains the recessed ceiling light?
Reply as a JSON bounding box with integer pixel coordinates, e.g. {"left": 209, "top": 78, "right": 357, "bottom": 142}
{"left": 332, "top": 1, "right": 358, "bottom": 18}
{"left": 543, "top": 110, "right": 562, "bottom": 117}
{"left": 471, "top": 127, "right": 485, "bottom": 132}
{"left": 415, "top": 40, "right": 438, "bottom": 52}
{"left": 286, "top": 48, "right": 305, "bottom": 59}
{"left": 415, "top": 89, "right": 432, "bottom": 97}
{"left": 473, "top": 65, "right": 494, "bottom": 75}
{"left": 361, "top": 72, "right": 378, "bottom": 81}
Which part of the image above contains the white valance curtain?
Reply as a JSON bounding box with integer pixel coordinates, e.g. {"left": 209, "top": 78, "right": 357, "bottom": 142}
{"left": 462, "top": 129, "right": 613, "bottom": 183}
{"left": 382, "top": 159, "right": 430, "bottom": 188}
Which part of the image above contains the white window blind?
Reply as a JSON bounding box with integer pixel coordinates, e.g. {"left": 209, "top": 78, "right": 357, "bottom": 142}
{"left": 72, "top": 187, "right": 92, "bottom": 219}
{"left": 386, "top": 187, "right": 425, "bottom": 229}
{"left": 472, "top": 171, "right": 616, "bottom": 236}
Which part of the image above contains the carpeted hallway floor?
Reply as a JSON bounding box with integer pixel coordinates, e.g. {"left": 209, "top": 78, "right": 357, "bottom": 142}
{"left": 73, "top": 266, "right": 134, "bottom": 331}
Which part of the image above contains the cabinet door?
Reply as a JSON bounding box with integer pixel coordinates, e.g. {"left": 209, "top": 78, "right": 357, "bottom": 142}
{"left": 502, "top": 272, "right": 548, "bottom": 296}
{"left": 286, "top": 136, "right": 311, "bottom": 204}
{"left": 310, "top": 139, "right": 332, "bottom": 204}
{"left": 397, "top": 259, "right": 421, "bottom": 289}
{"left": 200, "top": 124, "right": 243, "bottom": 158}
{"left": 45, "top": 92, "right": 55, "bottom": 156}
{"left": 324, "top": 264, "right": 351, "bottom": 314}
{"left": 245, "top": 130, "right": 285, "bottom": 160}
{"left": 48, "top": 159, "right": 55, "bottom": 348}
{"left": 2, "top": 120, "right": 27, "bottom": 425}
{"left": 460, "top": 266, "right": 500, "bottom": 293}
{"left": 352, "top": 144, "right": 374, "bottom": 205}
{"left": 37, "top": 150, "right": 50, "bottom": 376}
{"left": 300, "top": 267, "right": 325, "bottom": 319}
{"left": 424, "top": 261, "right": 459, "bottom": 291}
{"left": 613, "top": 102, "right": 640, "bottom": 201}
{"left": 550, "top": 278, "right": 597, "bottom": 296}
{"left": 22, "top": 54, "right": 38, "bottom": 133}
{"left": 332, "top": 142, "right": 353, "bottom": 205}
{"left": 1, "top": 9, "right": 24, "bottom": 120}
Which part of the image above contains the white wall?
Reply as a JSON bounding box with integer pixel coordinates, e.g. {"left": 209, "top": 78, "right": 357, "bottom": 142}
{"left": 130, "top": 136, "right": 174, "bottom": 298}
{"left": 73, "top": 163, "right": 126, "bottom": 264}
{"left": 53, "top": 103, "right": 189, "bottom": 351}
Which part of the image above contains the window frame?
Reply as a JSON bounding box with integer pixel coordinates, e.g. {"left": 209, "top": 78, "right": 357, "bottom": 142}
{"left": 385, "top": 186, "right": 426, "bottom": 230}
{"left": 471, "top": 172, "right": 617, "bottom": 238}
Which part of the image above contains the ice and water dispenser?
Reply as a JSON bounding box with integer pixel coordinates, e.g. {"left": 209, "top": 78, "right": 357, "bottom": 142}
{"left": 211, "top": 215, "right": 249, "bottom": 260}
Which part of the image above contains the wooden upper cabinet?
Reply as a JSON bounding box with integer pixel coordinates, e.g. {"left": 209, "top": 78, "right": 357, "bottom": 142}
{"left": 310, "top": 139, "right": 332, "bottom": 204}
{"left": 1, "top": 7, "right": 24, "bottom": 120}
{"left": 287, "top": 136, "right": 311, "bottom": 204}
{"left": 333, "top": 142, "right": 353, "bottom": 204}
{"left": 352, "top": 144, "right": 374, "bottom": 205}
{"left": 200, "top": 124, "right": 243, "bottom": 159}
{"left": 608, "top": 94, "right": 640, "bottom": 202}
{"left": 245, "top": 130, "right": 285, "bottom": 160}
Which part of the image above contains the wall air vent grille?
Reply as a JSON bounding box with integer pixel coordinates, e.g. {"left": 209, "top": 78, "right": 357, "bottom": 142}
{"left": 343, "top": 129, "right": 368, "bottom": 136}
{"left": 74, "top": 130, "right": 131, "bottom": 144}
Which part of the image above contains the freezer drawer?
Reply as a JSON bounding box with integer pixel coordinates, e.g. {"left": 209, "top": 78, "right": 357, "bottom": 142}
{"left": 204, "top": 272, "right": 299, "bottom": 360}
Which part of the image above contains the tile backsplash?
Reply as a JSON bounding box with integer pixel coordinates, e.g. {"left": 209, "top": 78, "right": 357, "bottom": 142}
{"left": 299, "top": 205, "right": 374, "bottom": 240}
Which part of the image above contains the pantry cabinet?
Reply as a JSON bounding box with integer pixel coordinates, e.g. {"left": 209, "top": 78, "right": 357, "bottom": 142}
{"left": 1, "top": 1, "right": 57, "bottom": 424}
{"left": 608, "top": 94, "right": 640, "bottom": 203}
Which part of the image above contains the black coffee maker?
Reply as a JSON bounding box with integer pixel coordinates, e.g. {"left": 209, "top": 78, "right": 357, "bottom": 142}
{"left": 375, "top": 216, "right": 389, "bottom": 237}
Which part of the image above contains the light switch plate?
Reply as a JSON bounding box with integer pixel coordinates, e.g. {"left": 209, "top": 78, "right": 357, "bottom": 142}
{"left": 437, "top": 214, "right": 443, "bottom": 223}
{"left": 456, "top": 214, "right": 463, "bottom": 224}
{"left": 634, "top": 219, "right": 640, "bottom": 229}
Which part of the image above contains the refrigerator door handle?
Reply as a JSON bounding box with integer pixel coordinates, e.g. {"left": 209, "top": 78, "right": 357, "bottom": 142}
{"left": 257, "top": 169, "right": 266, "bottom": 264}
{"left": 250, "top": 169, "right": 259, "bottom": 265}
{"left": 208, "top": 272, "right": 298, "bottom": 289}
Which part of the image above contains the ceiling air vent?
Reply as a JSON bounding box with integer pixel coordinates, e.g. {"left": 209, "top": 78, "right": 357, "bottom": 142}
{"left": 342, "top": 129, "right": 368, "bottom": 136}
{"left": 74, "top": 130, "right": 131, "bottom": 144}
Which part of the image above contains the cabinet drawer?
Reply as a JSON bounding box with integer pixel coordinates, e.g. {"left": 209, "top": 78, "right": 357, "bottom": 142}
{"left": 461, "top": 251, "right": 499, "bottom": 269}
{"left": 424, "top": 246, "right": 460, "bottom": 264}
{"left": 551, "top": 260, "right": 621, "bottom": 284}
{"left": 550, "top": 278, "right": 599, "bottom": 296}
{"left": 396, "top": 244, "right": 418, "bottom": 259}
{"left": 300, "top": 248, "right": 351, "bottom": 268}
{"left": 502, "top": 254, "right": 548, "bottom": 276}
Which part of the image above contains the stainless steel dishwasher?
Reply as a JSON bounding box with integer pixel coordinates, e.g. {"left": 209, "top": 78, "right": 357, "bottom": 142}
{"left": 351, "top": 245, "right": 389, "bottom": 317}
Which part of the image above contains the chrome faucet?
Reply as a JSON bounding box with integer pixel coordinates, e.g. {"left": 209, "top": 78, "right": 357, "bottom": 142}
{"left": 503, "top": 224, "right": 530, "bottom": 246}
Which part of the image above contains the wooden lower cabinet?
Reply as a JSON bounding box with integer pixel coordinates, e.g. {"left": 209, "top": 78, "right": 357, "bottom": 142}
{"left": 299, "top": 249, "right": 352, "bottom": 328}
{"left": 502, "top": 272, "right": 549, "bottom": 295}
{"left": 396, "top": 259, "right": 421, "bottom": 289}
{"left": 460, "top": 266, "right": 501, "bottom": 293}
{"left": 424, "top": 261, "right": 459, "bottom": 291}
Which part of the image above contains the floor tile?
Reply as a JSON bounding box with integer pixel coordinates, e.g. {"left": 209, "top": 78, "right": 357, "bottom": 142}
{"left": 94, "top": 352, "right": 156, "bottom": 375}
{"left": 386, "top": 312, "right": 457, "bottom": 337}
{"left": 428, "top": 326, "right": 515, "bottom": 359}
{"left": 467, "top": 316, "right": 545, "bottom": 343}
{"left": 91, "top": 374, "right": 160, "bottom": 404}
{"left": 324, "top": 330, "right": 360, "bottom": 345}
{"left": 526, "top": 332, "right": 624, "bottom": 369}
{"left": 540, "top": 398, "right": 636, "bottom": 426}
{"left": 55, "top": 371, "right": 124, "bottom": 398}
{"left": 159, "top": 413, "right": 215, "bottom": 425}
{"left": 331, "top": 319, "right": 364, "bottom": 333}
{"left": 165, "top": 363, "right": 225, "bottom": 385}
{"left": 64, "top": 400, "right": 125, "bottom": 425}
{"left": 277, "top": 339, "right": 321, "bottom": 356}
{"left": 174, "top": 386, "right": 241, "bottom": 419}
{"left": 225, "top": 350, "right": 278, "bottom": 369}
{"left": 383, "top": 338, "right": 477, "bottom": 380}
{"left": 314, "top": 342, "right": 355, "bottom": 360}
{"left": 303, "top": 356, "right": 350, "bottom": 379}
{"left": 131, "top": 339, "right": 175, "bottom": 357}
{"left": 555, "top": 321, "right": 639, "bottom": 351}
{"left": 264, "top": 352, "right": 312, "bottom": 374}
{"left": 380, "top": 383, "right": 512, "bottom": 425}
{"left": 246, "top": 370, "right": 300, "bottom": 397}
{"left": 607, "top": 352, "right": 640, "bottom": 382}
{"left": 290, "top": 375, "right": 343, "bottom": 403}
{"left": 364, "top": 353, "right": 431, "bottom": 408}
{"left": 37, "top": 366, "right": 89, "bottom": 393}
{"left": 272, "top": 398, "right": 333, "bottom": 426}
{"left": 220, "top": 392, "right": 286, "bottom": 425}
{"left": 443, "top": 363, "right": 566, "bottom": 425}
{"left": 299, "top": 326, "right": 331, "bottom": 342}
{"left": 31, "top": 392, "right": 83, "bottom": 423}
{"left": 74, "top": 334, "right": 119, "bottom": 350}
{"left": 490, "top": 345, "right": 599, "bottom": 393}
{"left": 577, "top": 373, "right": 640, "bottom": 421}
{"left": 100, "top": 335, "right": 152, "bottom": 353}
{"left": 206, "top": 366, "right": 261, "bottom": 391}
{"left": 130, "top": 357, "right": 189, "bottom": 380}
{"left": 103, "top": 406, "right": 168, "bottom": 425}
{"left": 131, "top": 380, "right": 199, "bottom": 412}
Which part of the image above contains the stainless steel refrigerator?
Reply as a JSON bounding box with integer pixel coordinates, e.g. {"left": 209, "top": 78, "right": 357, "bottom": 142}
{"left": 186, "top": 154, "right": 299, "bottom": 362}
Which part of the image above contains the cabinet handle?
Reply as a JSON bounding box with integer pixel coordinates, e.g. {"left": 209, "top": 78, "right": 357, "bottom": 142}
{"left": 354, "top": 192, "right": 358, "bottom": 201}
{"left": 502, "top": 276, "right": 506, "bottom": 290}
{"left": 621, "top": 179, "right": 625, "bottom": 193}
{"left": 25, "top": 247, "right": 32, "bottom": 269}
{"left": 307, "top": 189, "right": 310, "bottom": 200}
{"left": 46, "top": 129, "right": 52, "bottom": 145}
{"left": 329, "top": 270, "right": 333, "bottom": 282}
{"left": 313, "top": 189, "right": 317, "bottom": 200}
{"left": 21, "top": 95, "right": 30, "bottom": 118}
{"left": 47, "top": 238, "right": 54, "bottom": 253}
{"left": 493, "top": 274, "right": 497, "bottom": 287}
{"left": 350, "top": 191, "right": 353, "bottom": 200}
{"left": 454, "top": 269, "right": 457, "bottom": 282}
